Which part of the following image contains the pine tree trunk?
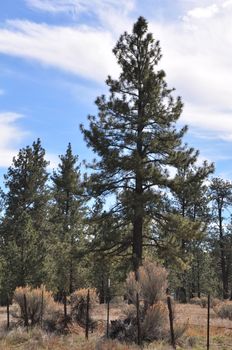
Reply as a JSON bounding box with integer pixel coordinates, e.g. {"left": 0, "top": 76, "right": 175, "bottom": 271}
{"left": 132, "top": 79, "right": 144, "bottom": 273}
{"left": 132, "top": 214, "right": 143, "bottom": 272}
{"left": 20, "top": 238, "right": 25, "bottom": 287}
{"left": 132, "top": 140, "right": 143, "bottom": 273}
{"left": 69, "top": 258, "right": 73, "bottom": 294}
{"left": 69, "top": 234, "right": 74, "bottom": 294}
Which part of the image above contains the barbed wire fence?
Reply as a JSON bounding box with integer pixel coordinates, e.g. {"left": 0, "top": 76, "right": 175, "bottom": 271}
{"left": 3, "top": 288, "right": 232, "bottom": 349}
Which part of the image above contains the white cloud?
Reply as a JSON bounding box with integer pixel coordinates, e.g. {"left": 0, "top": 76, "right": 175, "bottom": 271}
{"left": 0, "top": 112, "right": 59, "bottom": 170}
{"left": 184, "top": 4, "right": 219, "bottom": 19}
{"left": 182, "top": 104, "right": 232, "bottom": 141}
{"left": 148, "top": 2, "right": 232, "bottom": 141}
{"left": 0, "top": 112, "right": 29, "bottom": 167}
{"left": 182, "top": 0, "right": 232, "bottom": 20}
{"left": 0, "top": 0, "right": 232, "bottom": 145}
{"left": 0, "top": 20, "right": 119, "bottom": 82}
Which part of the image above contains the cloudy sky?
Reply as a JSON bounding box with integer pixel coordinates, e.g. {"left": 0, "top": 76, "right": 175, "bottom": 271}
{"left": 0, "top": 0, "right": 232, "bottom": 185}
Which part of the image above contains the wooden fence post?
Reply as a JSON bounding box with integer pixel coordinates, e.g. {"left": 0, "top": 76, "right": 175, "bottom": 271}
{"left": 23, "top": 294, "right": 29, "bottom": 331}
{"left": 6, "top": 294, "right": 10, "bottom": 330}
{"left": 167, "top": 296, "right": 176, "bottom": 349}
{"left": 136, "top": 292, "right": 141, "bottom": 346}
{"left": 207, "top": 294, "right": 210, "bottom": 350}
{"left": 85, "top": 289, "right": 90, "bottom": 340}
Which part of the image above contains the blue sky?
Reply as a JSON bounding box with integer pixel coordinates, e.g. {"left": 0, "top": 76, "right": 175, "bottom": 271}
{"left": 0, "top": 0, "right": 232, "bottom": 186}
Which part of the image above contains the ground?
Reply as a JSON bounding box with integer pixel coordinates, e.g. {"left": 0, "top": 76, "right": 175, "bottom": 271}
{"left": 0, "top": 303, "right": 231, "bottom": 349}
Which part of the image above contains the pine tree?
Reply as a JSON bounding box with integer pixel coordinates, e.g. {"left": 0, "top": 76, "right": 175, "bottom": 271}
{"left": 48, "top": 143, "right": 85, "bottom": 294}
{"left": 210, "top": 177, "right": 232, "bottom": 299}
{"left": 1, "top": 139, "right": 49, "bottom": 292}
{"left": 169, "top": 160, "right": 214, "bottom": 299}
{"left": 81, "top": 17, "right": 202, "bottom": 271}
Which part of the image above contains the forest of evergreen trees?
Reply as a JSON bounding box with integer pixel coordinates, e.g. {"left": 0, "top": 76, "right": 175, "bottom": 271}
{"left": 0, "top": 17, "right": 232, "bottom": 304}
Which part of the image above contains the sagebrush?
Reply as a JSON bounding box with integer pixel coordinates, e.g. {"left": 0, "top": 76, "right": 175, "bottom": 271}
{"left": 110, "top": 260, "right": 170, "bottom": 343}
{"left": 13, "top": 286, "right": 64, "bottom": 331}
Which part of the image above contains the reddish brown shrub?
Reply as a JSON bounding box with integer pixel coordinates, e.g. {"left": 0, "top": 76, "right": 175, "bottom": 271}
{"left": 13, "top": 286, "right": 54, "bottom": 326}
{"left": 126, "top": 260, "right": 168, "bottom": 307}
{"left": 13, "top": 286, "right": 65, "bottom": 332}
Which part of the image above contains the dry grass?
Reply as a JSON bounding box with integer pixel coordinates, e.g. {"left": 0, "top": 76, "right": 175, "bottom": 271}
{"left": 0, "top": 328, "right": 174, "bottom": 350}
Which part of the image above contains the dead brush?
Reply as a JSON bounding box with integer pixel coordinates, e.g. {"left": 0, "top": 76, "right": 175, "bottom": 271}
{"left": 110, "top": 260, "right": 172, "bottom": 344}
{"left": 200, "top": 296, "right": 208, "bottom": 308}
{"left": 189, "top": 297, "right": 202, "bottom": 306}
{"left": 141, "top": 301, "right": 168, "bottom": 341}
{"left": 126, "top": 261, "right": 168, "bottom": 307}
{"left": 138, "top": 261, "right": 168, "bottom": 306}
{"left": 13, "top": 286, "right": 54, "bottom": 326}
{"left": 71, "top": 288, "right": 97, "bottom": 328}
{"left": 214, "top": 301, "right": 232, "bottom": 320}
{"left": 13, "top": 286, "right": 66, "bottom": 332}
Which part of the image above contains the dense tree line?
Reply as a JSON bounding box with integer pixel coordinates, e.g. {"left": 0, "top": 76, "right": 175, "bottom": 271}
{"left": 0, "top": 17, "right": 231, "bottom": 302}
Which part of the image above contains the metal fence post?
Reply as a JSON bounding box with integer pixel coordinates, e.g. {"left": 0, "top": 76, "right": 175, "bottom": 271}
{"left": 23, "top": 294, "right": 29, "bottom": 331}
{"left": 6, "top": 294, "right": 10, "bottom": 330}
{"left": 106, "top": 279, "right": 110, "bottom": 338}
{"left": 85, "top": 289, "right": 90, "bottom": 340}
{"left": 167, "top": 296, "right": 176, "bottom": 349}
{"left": 136, "top": 292, "right": 141, "bottom": 346}
{"left": 207, "top": 294, "right": 210, "bottom": 350}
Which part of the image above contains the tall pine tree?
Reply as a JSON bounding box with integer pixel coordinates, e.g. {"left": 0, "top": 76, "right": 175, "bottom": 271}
{"left": 81, "top": 17, "right": 201, "bottom": 271}
{"left": 169, "top": 160, "right": 214, "bottom": 300}
{"left": 210, "top": 177, "right": 232, "bottom": 299}
{"left": 1, "top": 139, "right": 49, "bottom": 292}
{"left": 48, "top": 143, "right": 85, "bottom": 294}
